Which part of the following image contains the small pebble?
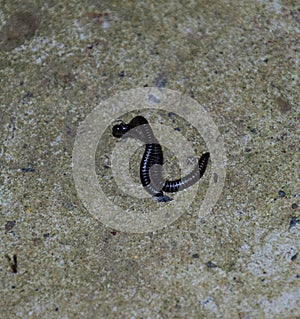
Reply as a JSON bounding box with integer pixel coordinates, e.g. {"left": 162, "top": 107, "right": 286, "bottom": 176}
{"left": 206, "top": 261, "right": 217, "bottom": 268}
{"left": 213, "top": 173, "right": 218, "bottom": 183}
{"left": 278, "top": 190, "right": 286, "bottom": 197}
{"left": 5, "top": 220, "right": 16, "bottom": 231}
{"left": 276, "top": 96, "right": 291, "bottom": 113}
{"left": 291, "top": 253, "right": 298, "bottom": 261}
{"left": 168, "top": 112, "right": 176, "bottom": 118}
{"left": 289, "top": 217, "right": 300, "bottom": 230}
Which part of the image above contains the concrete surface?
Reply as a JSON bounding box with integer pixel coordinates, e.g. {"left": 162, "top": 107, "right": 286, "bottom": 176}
{"left": 0, "top": 0, "right": 299, "bottom": 318}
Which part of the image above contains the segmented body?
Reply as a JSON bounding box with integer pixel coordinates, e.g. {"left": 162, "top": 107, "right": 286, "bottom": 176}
{"left": 112, "top": 116, "right": 210, "bottom": 202}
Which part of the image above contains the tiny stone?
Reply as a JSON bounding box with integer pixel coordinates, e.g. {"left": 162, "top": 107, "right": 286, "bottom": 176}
{"left": 289, "top": 217, "right": 300, "bottom": 230}
{"left": 168, "top": 112, "right": 176, "bottom": 118}
{"left": 291, "top": 203, "right": 298, "bottom": 209}
{"left": 276, "top": 96, "right": 291, "bottom": 113}
{"left": 291, "top": 253, "right": 298, "bottom": 261}
{"left": 206, "top": 261, "right": 217, "bottom": 268}
{"left": 278, "top": 190, "right": 286, "bottom": 197}
{"left": 213, "top": 173, "right": 218, "bottom": 183}
{"left": 5, "top": 220, "right": 16, "bottom": 231}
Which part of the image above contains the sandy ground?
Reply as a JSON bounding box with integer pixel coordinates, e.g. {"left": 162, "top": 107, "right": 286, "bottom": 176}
{"left": 1, "top": 1, "right": 299, "bottom": 318}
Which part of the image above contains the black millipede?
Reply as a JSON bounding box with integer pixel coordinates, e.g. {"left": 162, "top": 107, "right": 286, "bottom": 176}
{"left": 112, "top": 115, "right": 210, "bottom": 202}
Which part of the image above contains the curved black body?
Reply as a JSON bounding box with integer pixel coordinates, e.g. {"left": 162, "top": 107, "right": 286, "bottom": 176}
{"left": 112, "top": 116, "right": 210, "bottom": 202}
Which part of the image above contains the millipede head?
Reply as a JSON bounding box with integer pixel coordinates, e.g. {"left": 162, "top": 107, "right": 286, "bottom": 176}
{"left": 112, "top": 119, "right": 130, "bottom": 138}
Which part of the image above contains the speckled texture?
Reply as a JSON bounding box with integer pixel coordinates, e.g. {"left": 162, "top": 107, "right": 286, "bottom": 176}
{"left": 0, "top": 1, "right": 299, "bottom": 318}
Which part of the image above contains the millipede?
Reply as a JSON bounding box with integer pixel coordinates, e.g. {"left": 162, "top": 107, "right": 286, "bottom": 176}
{"left": 112, "top": 115, "right": 210, "bottom": 202}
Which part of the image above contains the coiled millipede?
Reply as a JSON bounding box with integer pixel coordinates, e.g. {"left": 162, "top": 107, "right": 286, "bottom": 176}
{"left": 112, "top": 116, "right": 210, "bottom": 202}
